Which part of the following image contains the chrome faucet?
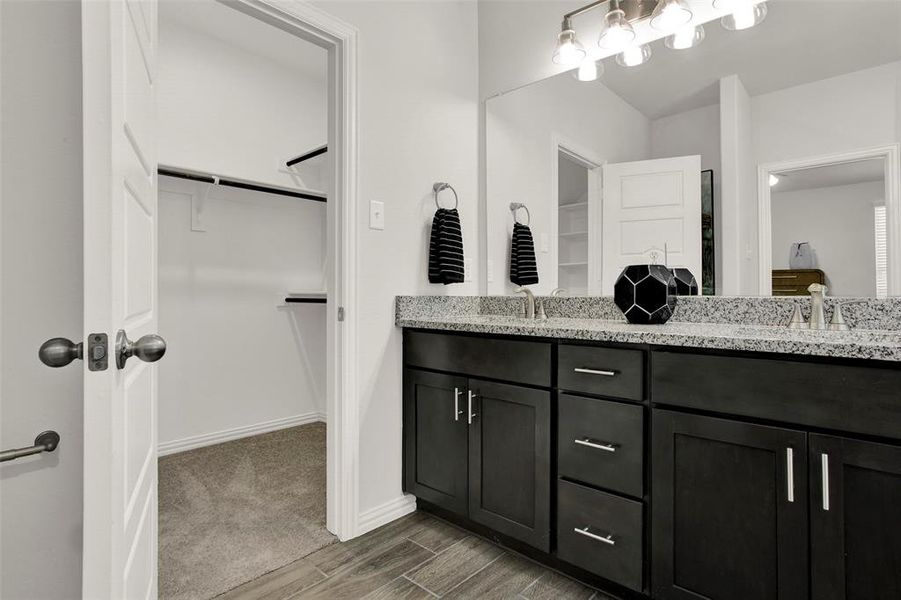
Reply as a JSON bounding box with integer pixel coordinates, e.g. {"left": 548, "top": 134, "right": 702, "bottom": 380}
{"left": 808, "top": 283, "right": 827, "bottom": 330}
{"left": 517, "top": 287, "right": 536, "bottom": 319}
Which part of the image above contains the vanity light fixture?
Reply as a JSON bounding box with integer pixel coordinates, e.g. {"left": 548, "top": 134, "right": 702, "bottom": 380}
{"left": 665, "top": 24, "right": 706, "bottom": 49}
{"left": 769, "top": 174, "right": 780, "bottom": 187}
{"left": 575, "top": 58, "right": 603, "bottom": 81}
{"left": 716, "top": 0, "right": 768, "bottom": 30}
{"left": 552, "top": 17, "right": 587, "bottom": 66}
{"left": 616, "top": 43, "right": 652, "bottom": 67}
{"left": 598, "top": 2, "right": 636, "bottom": 50}
{"left": 650, "top": 0, "right": 694, "bottom": 32}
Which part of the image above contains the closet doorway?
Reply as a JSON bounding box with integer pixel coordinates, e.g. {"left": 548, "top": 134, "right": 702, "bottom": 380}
{"left": 152, "top": 2, "right": 353, "bottom": 598}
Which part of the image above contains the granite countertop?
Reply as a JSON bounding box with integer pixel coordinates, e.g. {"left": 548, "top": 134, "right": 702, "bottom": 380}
{"left": 396, "top": 313, "right": 901, "bottom": 363}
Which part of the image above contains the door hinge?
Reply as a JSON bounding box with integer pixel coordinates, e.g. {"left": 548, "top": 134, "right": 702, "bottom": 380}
{"left": 337, "top": 306, "right": 345, "bottom": 322}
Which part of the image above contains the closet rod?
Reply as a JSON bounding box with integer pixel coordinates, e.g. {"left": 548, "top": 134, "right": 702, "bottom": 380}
{"left": 284, "top": 297, "right": 327, "bottom": 304}
{"left": 286, "top": 145, "right": 327, "bottom": 167}
{"left": 158, "top": 167, "right": 327, "bottom": 203}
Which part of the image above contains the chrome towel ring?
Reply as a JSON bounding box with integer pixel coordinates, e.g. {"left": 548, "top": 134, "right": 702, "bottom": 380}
{"left": 510, "top": 202, "right": 531, "bottom": 226}
{"left": 433, "top": 182, "right": 459, "bottom": 210}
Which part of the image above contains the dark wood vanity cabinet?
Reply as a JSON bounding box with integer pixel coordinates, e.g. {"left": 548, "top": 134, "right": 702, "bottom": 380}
{"left": 403, "top": 331, "right": 901, "bottom": 600}
{"left": 402, "top": 331, "right": 553, "bottom": 551}
{"left": 809, "top": 435, "right": 901, "bottom": 600}
{"left": 651, "top": 410, "right": 809, "bottom": 600}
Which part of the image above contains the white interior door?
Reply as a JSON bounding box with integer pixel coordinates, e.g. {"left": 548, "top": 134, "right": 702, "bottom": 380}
{"left": 82, "top": 0, "right": 160, "bottom": 597}
{"left": 602, "top": 156, "right": 702, "bottom": 294}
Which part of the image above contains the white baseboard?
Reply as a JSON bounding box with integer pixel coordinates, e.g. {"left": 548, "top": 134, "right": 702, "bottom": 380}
{"left": 356, "top": 494, "right": 417, "bottom": 537}
{"left": 158, "top": 411, "right": 327, "bottom": 456}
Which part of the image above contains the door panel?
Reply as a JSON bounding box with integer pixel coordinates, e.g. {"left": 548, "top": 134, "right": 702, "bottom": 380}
{"left": 403, "top": 370, "right": 469, "bottom": 515}
{"left": 82, "top": 0, "right": 159, "bottom": 596}
{"left": 810, "top": 434, "right": 901, "bottom": 600}
{"left": 602, "top": 156, "right": 701, "bottom": 294}
{"left": 468, "top": 380, "right": 551, "bottom": 551}
{"left": 652, "top": 410, "right": 808, "bottom": 600}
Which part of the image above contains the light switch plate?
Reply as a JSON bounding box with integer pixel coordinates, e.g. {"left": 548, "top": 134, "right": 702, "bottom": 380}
{"left": 369, "top": 200, "right": 385, "bottom": 230}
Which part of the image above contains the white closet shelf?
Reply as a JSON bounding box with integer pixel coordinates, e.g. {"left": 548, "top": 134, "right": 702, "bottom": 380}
{"left": 559, "top": 202, "right": 588, "bottom": 210}
{"left": 559, "top": 261, "right": 588, "bottom": 268}
{"left": 285, "top": 291, "right": 327, "bottom": 304}
{"left": 559, "top": 231, "right": 589, "bottom": 238}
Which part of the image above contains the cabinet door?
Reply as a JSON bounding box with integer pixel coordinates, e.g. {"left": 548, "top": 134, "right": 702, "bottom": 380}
{"left": 651, "top": 410, "right": 808, "bottom": 600}
{"left": 403, "top": 369, "right": 469, "bottom": 515}
{"left": 810, "top": 434, "right": 901, "bottom": 600}
{"left": 468, "top": 379, "right": 551, "bottom": 551}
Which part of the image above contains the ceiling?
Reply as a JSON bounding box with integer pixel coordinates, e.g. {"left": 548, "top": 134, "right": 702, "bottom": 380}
{"left": 159, "top": 0, "right": 326, "bottom": 81}
{"left": 773, "top": 158, "right": 885, "bottom": 193}
{"left": 597, "top": 0, "right": 901, "bottom": 118}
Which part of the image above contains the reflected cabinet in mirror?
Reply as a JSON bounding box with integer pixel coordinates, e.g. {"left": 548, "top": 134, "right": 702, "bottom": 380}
{"left": 485, "top": 0, "right": 901, "bottom": 297}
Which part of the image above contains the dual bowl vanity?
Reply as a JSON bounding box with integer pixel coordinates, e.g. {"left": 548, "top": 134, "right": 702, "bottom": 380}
{"left": 397, "top": 296, "right": 901, "bottom": 600}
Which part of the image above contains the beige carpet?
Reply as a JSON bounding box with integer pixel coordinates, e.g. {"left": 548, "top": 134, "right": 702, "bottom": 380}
{"left": 159, "top": 422, "right": 336, "bottom": 600}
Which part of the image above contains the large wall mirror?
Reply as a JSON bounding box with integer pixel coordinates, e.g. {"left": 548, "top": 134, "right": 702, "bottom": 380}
{"left": 485, "top": 0, "right": 901, "bottom": 297}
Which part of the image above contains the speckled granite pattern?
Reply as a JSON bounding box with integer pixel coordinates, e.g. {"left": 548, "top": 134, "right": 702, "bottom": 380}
{"left": 395, "top": 295, "right": 901, "bottom": 362}
{"left": 398, "top": 295, "right": 901, "bottom": 331}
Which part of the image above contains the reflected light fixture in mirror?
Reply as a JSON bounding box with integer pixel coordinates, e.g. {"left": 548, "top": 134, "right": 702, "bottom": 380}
{"left": 717, "top": 0, "right": 768, "bottom": 30}
{"left": 769, "top": 174, "right": 780, "bottom": 187}
{"left": 552, "top": 17, "right": 586, "bottom": 66}
{"left": 650, "top": 0, "right": 693, "bottom": 32}
{"left": 598, "top": 4, "right": 636, "bottom": 51}
{"left": 575, "top": 58, "right": 602, "bottom": 81}
{"left": 616, "top": 43, "right": 652, "bottom": 67}
{"left": 665, "top": 24, "right": 706, "bottom": 49}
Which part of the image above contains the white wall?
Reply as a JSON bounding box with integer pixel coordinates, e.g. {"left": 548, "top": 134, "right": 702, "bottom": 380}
{"left": 0, "top": 2, "right": 84, "bottom": 598}
{"left": 309, "top": 0, "right": 480, "bottom": 518}
{"left": 771, "top": 181, "right": 883, "bottom": 297}
{"left": 486, "top": 72, "right": 650, "bottom": 295}
{"left": 157, "top": 179, "right": 326, "bottom": 449}
{"left": 158, "top": 9, "right": 327, "bottom": 190}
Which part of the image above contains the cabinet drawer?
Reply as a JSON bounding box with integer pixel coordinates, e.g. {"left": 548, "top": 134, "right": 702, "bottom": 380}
{"left": 404, "top": 331, "right": 551, "bottom": 387}
{"left": 652, "top": 350, "right": 901, "bottom": 440}
{"left": 558, "top": 394, "right": 643, "bottom": 497}
{"left": 558, "top": 345, "right": 644, "bottom": 401}
{"left": 557, "top": 480, "right": 643, "bottom": 591}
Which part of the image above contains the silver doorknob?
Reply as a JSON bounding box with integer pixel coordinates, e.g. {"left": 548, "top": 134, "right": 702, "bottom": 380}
{"left": 116, "top": 330, "right": 167, "bottom": 369}
{"left": 39, "top": 337, "right": 83, "bottom": 368}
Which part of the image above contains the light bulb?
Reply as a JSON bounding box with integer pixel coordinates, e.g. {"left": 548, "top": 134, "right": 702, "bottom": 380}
{"left": 650, "top": 0, "right": 693, "bottom": 32}
{"left": 665, "top": 24, "right": 706, "bottom": 50}
{"left": 598, "top": 9, "right": 636, "bottom": 51}
{"left": 615, "top": 44, "right": 652, "bottom": 67}
{"left": 575, "top": 58, "right": 601, "bottom": 81}
{"left": 721, "top": 0, "right": 768, "bottom": 30}
{"left": 769, "top": 174, "right": 780, "bottom": 187}
{"left": 553, "top": 27, "right": 586, "bottom": 66}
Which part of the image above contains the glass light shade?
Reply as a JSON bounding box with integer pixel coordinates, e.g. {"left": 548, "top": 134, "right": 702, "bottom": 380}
{"left": 552, "top": 29, "right": 586, "bottom": 66}
{"left": 722, "top": 1, "right": 768, "bottom": 30}
{"left": 665, "top": 24, "right": 706, "bottom": 49}
{"left": 598, "top": 9, "right": 636, "bottom": 51}
{"left": 575, "top": 58, "right": 603, "bottom": 81}
{"left": 769, "top": 174, "right": 780, "bottom": 187}
{"left": 650, "top": 0, "right": 693, "bottom": 32}
{"left": 615, "top": 44, "right": 652, "bottom": 67}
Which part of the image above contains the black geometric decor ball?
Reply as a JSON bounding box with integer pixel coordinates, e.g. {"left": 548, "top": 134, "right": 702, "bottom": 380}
{"left": 670, "top": 267, "right": 699, "bottom": 296}
{"left": 614, "top": 264, "right": 677, "bottom": 325}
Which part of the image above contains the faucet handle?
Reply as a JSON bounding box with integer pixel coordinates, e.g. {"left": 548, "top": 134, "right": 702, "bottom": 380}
{"left": 787, "top": 304, "right": 807, "bottom": 330}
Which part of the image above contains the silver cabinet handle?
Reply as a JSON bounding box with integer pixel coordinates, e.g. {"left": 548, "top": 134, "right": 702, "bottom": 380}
{"left": 786, "top": 447, "right": 795, "bottom": 503}
{"left": 574, "top": 526, "right": 615, "bottom": 545}
{"left": 573, "top": 367, "right": 616, "bottom": 377}
{"left": 574, "top": 438, "right": 617, "bottom": 452}
{"left": 467, "top": 390, "right": 478, "bottom": 425}
{"left": 821, "top": 453, "right": 830, "bottom": 511}
{"left": 454, "top": 388, "right": 463, "bottom": 421}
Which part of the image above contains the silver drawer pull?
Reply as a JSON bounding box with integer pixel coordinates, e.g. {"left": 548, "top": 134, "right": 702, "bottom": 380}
{"left": 821, "top": 453, "right": 830, "bottom": 511}
{"left": 574, "top": 526, "right": 615, "bottom": 545}
{"left": 574, "top": 438, "right": 617, "bottom": 452}
{"left": 573, "top": 367, "right": 617, "bottom": 377}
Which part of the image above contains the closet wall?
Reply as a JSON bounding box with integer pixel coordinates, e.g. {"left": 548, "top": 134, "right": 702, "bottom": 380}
{"left": 157, "top": 4, "right": 328, "bottom": 451}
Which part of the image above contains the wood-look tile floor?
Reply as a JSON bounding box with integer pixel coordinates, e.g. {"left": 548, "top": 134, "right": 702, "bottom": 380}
{"left": 216, "top": 511, "right": 615, "bottom": 600}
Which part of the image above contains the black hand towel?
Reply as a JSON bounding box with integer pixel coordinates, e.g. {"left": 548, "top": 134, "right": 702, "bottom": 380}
{"left": 428, "top": 208, "right": 465, "bottom": 284}
{"left": 510, "top": 222, "right": 539, "bottom": 285}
